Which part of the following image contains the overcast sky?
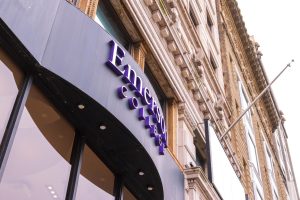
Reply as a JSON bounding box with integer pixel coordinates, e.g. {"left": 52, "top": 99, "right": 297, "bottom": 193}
{"left": 237, "top": 0, "right": 300, "bottom": 193}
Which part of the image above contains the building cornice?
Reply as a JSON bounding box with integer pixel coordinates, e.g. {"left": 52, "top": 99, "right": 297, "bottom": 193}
{"left": 223, "top": 0, "right": 280, "bottom": 131}
{"left": 220, "top": 0, "right": 296, "bottom": 193}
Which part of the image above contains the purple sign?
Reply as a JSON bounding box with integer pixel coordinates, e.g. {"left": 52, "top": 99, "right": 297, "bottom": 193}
{"left": 106, "top": 40, "right": 167, "bottom": 155}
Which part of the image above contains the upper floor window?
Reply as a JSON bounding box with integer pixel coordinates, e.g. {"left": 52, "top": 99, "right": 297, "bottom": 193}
{"left": 238, "top": 80, "right": 261, "bottom": 178}
{"left": 239, "top": 85, "right": 248, "bottom": 110}
{"left": 263, "top": 139, "right": 279, "bottom": 198}
{"left": 206, "top": 11, "right": 214, "bottom": 36}
{"left": 95, "top": 1, "right": 131, "bottom": 49}
{"left": 274, "top": 130, "right": 287, "bottom": 176}
{"left": 238, "top": 81, "right": 252, "bottom": 127}
{"left": 273, "top": 190, "right": 279, "bottom": 200}
{"left": 209, "top": 53, "right": 217, "bottom": 70}
{"left": 247, "top": 131, "right": 260, "bottom": 174}
{"left": 194, "top": 131, "right": 207, "bottom": 172}
{"left": 189, "top": 5, "right": 199, "bottom": 27}
{"left": 144, "top": 64, "right": 167, "bottom": 115}
{"left": 265, "top": 144, "right": 275, "bottom": 176}
{"left": 254, "top": 188, "right": 263, "bottom": 200}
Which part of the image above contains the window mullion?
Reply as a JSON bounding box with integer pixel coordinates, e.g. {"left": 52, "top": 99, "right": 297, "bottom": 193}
{"left": 114, "top": 174, "right": 124, "bottom": 200}
{"left": 0, "top": 74, "right": 32, "bottom": 180}
{"left": 65, "top": 132, "right": 85, "bottom": 200}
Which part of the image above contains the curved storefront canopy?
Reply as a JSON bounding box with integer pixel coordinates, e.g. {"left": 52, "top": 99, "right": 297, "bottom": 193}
{"left": 0, "top": 0, "right": 184, "bottom": 199}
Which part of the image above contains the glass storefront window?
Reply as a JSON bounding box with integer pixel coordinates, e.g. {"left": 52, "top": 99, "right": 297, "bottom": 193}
{"left": 123, "top": 186, "right": 137, "bottom": 200}
{"left": 0, "top": 85, "right": 75, "bottom": 200}
{"left": 76, "top": 145, "right": 114, "bottom": 200}
{"left": 0, "top": 48, "right": 24, "bottom": 142}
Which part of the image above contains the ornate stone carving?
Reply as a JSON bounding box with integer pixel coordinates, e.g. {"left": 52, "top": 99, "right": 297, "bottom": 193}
{"left": 181, "top": 68, "right": 190, "bottom": 78}
{"left": 221, "top": 0, "right": 278, "bottom": 132}
{"left": 175, "top": 55, "right": 184, "bottom": 66}
{"left": 199, "top": 102, "right": 208, "bottom": 114}
{"left": 167, "top": 41, "right": 177, "bottom": 52}
{"left": 193, "top": 48, "right": 205, "bottom": 66}
{"left": 160, "top": 27, "right": 170, "bottom": 38}
{"left": 188, "top": 80, "right": 196, "bottom": 90}
{"left": 184, "top": 167, "right": 221, "bottom": 200}
{"left": 143, "top": 0, "right": 154, "bottom": 6}
{"left": 193, "top": 91, "right": 202, "bottom": 102}
{"left": 152, "top": 10, "right": 163, "bottom": 23}
{"left": 178, "top": 102, "right": 196, "bottom": 130}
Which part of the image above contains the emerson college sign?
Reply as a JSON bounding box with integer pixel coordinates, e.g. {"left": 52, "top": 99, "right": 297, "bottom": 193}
{"left": 106, "top": 40, "right": 168, "bottom": 155}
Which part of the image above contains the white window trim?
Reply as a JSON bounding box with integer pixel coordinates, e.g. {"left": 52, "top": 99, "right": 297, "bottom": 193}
{"left": 254, "top": 185, "right": 264, "bottom": 200}
{"left": 237, "top": 80, "right": 264, "bottom": 193}
{"left": 263, "top": 136, "right": 279, "bottom": 199}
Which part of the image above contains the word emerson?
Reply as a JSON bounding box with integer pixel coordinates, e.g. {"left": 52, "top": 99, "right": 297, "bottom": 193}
{"left": 106, "top": 40, "right": 167, "bottom": 155}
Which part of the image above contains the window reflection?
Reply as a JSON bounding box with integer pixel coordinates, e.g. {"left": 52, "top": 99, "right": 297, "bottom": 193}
{"left": 26, "top": 86, "right": 74, "bottom": 161}
{"left": 0, "top": 48, "right": 24, "bottom": 142}
{"left": 95, "top": 1, "right": 130, "bottom": 49}
{"left": 0, "top": 85, "right": 75, "bottom": 199}
{"left": 144, "top": 64, "right": 167, "bottom": 116}
{"left": 76, "top": 145, "right": 114, "bottom": 200}
{"left": 124, "top": 186, "right": 137, "bottom": 200}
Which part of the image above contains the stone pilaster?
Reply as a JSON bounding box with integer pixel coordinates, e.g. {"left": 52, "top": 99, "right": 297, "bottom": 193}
{"left": 77, "top": 0, "right": 99, "bottom": 18}
{"left": 130, "top": 42, "right": 147, "bottom": 70}
{"left": 167, "top": 98, "right": 178, "bottom": 156}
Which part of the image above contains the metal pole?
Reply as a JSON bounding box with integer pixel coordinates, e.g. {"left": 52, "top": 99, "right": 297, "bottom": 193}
{"left": 219, "top": 60, "right": 294, "bottom": 141}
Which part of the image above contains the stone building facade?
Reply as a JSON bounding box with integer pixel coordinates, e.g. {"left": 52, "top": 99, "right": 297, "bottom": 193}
{"left": 219, "top": 1, "right": 299, "bottom": 199}
{"left": 0, "top": 0, "right": 299, "bottom": 199}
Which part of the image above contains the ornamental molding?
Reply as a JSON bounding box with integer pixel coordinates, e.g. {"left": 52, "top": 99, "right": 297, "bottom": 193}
{"left": 124, "top": 0, "right": 242, "bottom": 177}
{"left": 124, "top": 0, "right": 204, "bottom": 127}
{"left": 221, "top": 3, "right": 270, "bottom": 133}
{"left": 145, "top": 50, "right": 176, "bottom": 98}
{"left": 142, "top": 0, "right": 214, "bottom": 114}
{"left": 158, "top": 0, "right": 231, "bottom": 122}
{"left": 178, "top": 102, "right": 198, "bottom": 135}
{"left": 220, "top": 0, "right": 279, "bottom": 131}
{"left": 220, "top": 0, "right": 289, "bottom": 184}
{"left": 184, "top": 167, "right": 221, "bottom": 200}
{"left": 152, "top": 0, "right": 232, "bottom": 117}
